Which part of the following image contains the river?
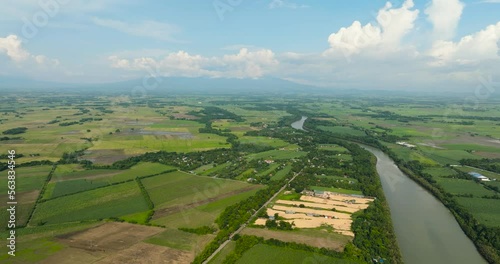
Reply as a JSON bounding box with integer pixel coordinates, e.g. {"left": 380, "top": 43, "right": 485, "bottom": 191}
{"left": 291, "top": 117, "right": 487, "bottom": 264}
{"left": 291, "top": 116, "right": 307, "bottom": 130}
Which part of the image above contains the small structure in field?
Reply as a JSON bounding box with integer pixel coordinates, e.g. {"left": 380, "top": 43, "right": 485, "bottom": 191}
{"left": 468, "top": 172, "right": 490, "bottom": 181}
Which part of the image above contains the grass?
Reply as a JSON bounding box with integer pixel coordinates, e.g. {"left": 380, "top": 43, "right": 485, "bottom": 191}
{"left": 435, "top": 178, "right": 496, "bottom": 197}
{"left": 152, "top": 187, "right": 261, "bottom": 228}
{"left": 142, "top": 171, "right": 257, "bottom": 209}
{"left": 310, "top": 186, "right": 363, "bottom": 195}
{"left": 272, "top": 164, "right": 293, "bottom": 181}
{"left": 456, "top": 197, "right": 500, "bottom": 228}
{"left": 318, "top": 126, "right": 366, "bottom": 137}
{"left": 236, "top": 244, "right": 358, "bottom": 264}
{"left": 208, "top": 241, "right": 236, "bottom": 264}
{"left": 246, "top": 149, "right": 307, "bottom": 161}
{"left": 0, "top": 238, "right": 64, "bottom": 263}
{"left": 120, "top": 210, "right": 151, "bottom": 224}
{"left": 144, "top": 228, "right": 214, "bottom": 255}
{"left": 422, "top": 167, "right": 458, "bottom": 178}
{"left": 31, "top": 181, "right": 148, "bottom": 224}
{"left": 0, "top": 165, "right": 52, "bottom": 193}
{"left": 50, "top": 179, "right": 108, "bottom": 198}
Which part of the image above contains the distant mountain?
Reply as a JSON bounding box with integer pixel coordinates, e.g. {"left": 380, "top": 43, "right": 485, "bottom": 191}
{"left": 0, "top": 76, "right": 323, "bottom": 95}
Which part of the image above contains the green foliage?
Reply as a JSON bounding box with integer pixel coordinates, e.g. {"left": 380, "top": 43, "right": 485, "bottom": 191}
{"left": 2, "top": 127, "right": 28, "bottom": 135}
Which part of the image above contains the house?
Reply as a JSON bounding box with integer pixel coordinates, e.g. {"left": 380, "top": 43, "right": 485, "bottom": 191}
{"left": 468, "top": 172, "right": 490, "bottom": 181}
{"left": 264, "top": 160, "right": 274, "bottom": 164}
{"left": 396, "top": 141, "right": 416, "bottom": 148}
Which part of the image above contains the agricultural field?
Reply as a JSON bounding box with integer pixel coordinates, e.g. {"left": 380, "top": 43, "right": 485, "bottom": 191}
{"left": 455, "top": 198, "right": 500, "bottom": 228}
{"left": 1, "top": 94, "right": 499, "bottom": 263}
{"left": 235, "top": 244, "right": 359, "bottom": 264}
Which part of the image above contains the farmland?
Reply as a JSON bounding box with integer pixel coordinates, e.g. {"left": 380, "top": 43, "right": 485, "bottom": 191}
{"left": 1, "top": 93, "right": 499, "bottom": 263}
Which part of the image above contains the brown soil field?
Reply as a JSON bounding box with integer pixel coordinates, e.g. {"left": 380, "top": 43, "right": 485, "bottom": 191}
{"left": 39, "top": 222, "right": 194, "bottom": 264}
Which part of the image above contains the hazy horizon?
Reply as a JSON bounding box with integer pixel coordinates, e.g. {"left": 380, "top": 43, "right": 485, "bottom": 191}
{"left": 1, "top": 0, "right": 499, "bottom": 92}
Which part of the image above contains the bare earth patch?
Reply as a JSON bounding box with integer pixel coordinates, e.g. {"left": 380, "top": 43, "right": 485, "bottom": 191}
{"left": 39, "top": 222, "right": 194, "bottom": 263}
{"left": 97, "top": 242, "right": 192, "bottom": 264}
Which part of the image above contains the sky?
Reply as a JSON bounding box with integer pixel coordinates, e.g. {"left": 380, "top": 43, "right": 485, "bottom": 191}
{"left": 0, "top": 0, "right": 499, "bottom": 91}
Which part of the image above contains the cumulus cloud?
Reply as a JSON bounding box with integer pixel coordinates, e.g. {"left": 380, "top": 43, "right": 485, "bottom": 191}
{"left": 0, "top": 34, "right": 60, "bottom": 67}
{"left": 108, "top": 48, "right": 278, "bottom": 79}
{"left": 425, "top": 0, "right": 465, "bottom": 40}
{"left": 324, "top": 0, "right": 419, "bottom": 57}
{"left": 92, "top": 17, "right": 180, "bottom": 42}
{"left": 428, "top": 22, "right": 500, "bottom": 65}
{"left": 0, "top": 35, "right": 30, "bottom": 62}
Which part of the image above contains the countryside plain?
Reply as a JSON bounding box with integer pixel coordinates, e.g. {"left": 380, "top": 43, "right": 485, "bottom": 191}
{"left": 1, "top": 93, "right": 499, "bottom": 264}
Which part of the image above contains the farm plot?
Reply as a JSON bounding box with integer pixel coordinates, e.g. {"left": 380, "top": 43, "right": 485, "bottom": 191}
{"left": 455, "top": 197, "right": 500, "bottom": 228}
{"left": 152, "top": 187, "right": 261, "bottom": 228}
{"left": 254, "top": 193, "right": 373, "bottom": 237}
{"left": 0, "top": 165, "right": 52, "bottom": 225}
{"left": 31, "top": 181, "right": 148, "bottom": 225}
{"left": 44, "top": 163, "right": 176, "bottom": 199}
{"left": 236, "top": 244, "right": 359, "bottom": 264}
{"left": 143, "top": 171, "right": 261, "bottom": 214}
{"left": 435, "top": 178, "right": 496, "bottom": 197}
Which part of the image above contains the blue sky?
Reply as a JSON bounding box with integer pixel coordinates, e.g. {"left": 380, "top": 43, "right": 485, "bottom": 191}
{"left": 0, "top": 0, "right": 499, "bottom": 91}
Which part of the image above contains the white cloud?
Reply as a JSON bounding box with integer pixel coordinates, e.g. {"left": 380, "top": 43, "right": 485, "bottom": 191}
{"left": 92, "top": 17, "right": 180, "bottom": 41}
{"left": 269, "top": 0, "right": 308, "bottom": 9}
{"left": 428, "top": 22, "right": 500, "bottom": 65}
{"left": 0, "top": 34, "right": 61, "bottom": 67}
{"left": 425, "top": 0, "right": 465, "bottom": 40}
{"left": 108, "top": 48, "right": 278, "bottom": 79}
{"left": 324, "top": 0, "right": 419, "bottom": 57}
{"left": 0, "top": 35, "right": 30, "bottom": 62}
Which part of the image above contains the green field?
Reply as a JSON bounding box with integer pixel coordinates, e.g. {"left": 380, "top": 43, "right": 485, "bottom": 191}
{"left": 152, "top": 187, "right": 262, "bottom": 228}
{"left": 142, "top": 171, "right": 258, "bottom": 210}
{"left": 236, "top": 244, "right": 359, "bottom": 264}
{"left": 435, "top": 178, "right": 496, "bottom": 197}
{"left": 246, "top": 149, "right": 307, "bottom": 161}
{"left": 456, "top": 198, "right": 500, "bottom": 228}
{"left": 310, "top": 186, "right": 363, "bottom": 195}
{"left": 318, "top": 126, "right": 366, "bottom": 137}
{"left": 31, "top": 181, "right": 148, "bottom": 224}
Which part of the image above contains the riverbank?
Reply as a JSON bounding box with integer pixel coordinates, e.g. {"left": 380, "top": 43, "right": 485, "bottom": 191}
{"left": 362, "top": 145, "right": 487, "bottom": 264}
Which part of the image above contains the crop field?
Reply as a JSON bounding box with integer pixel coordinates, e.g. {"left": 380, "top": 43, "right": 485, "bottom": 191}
{"left": 236, "top": 244, "right": 359, "bottom": 264}
{"left": 435, "top": 178, "right": 496, "bottom": 197}
{"left": 152, "top": 187, "right": 262, "bottom": 228}
{"left": 246, "top": 148, "right": 307, "bottom": 161}
{"left": 31, "top": 181, "right": 148, "bottom": 225}
{"left": 272, "top": 164, "right": 293, "bottom": 181}
{"left": 455, "top": 198, "right": 500, "bottom": 228}
{"left": 142, "top": 171, "right": 260, "bottom": 210}
{"left": 44, "top": 162, "right": 176, "bottom": 199}
{"left": 422, "top": 167, "right": 458, "bottom": 178}
{"left": 318, "top": 126, "right": 366, "bottom": 137}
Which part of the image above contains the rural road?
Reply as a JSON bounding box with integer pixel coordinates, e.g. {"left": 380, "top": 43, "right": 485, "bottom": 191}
{"left": 202, "top": 170, "right": 301, "bottom": 264}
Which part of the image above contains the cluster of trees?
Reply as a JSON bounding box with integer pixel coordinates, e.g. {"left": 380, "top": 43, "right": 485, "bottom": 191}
{"left": 135, "top": 177, "right": 154, "bottom": 222}
{"left": 2, "top": 127, "right": 28, "bottom": 135}
{"left": 179, "top": 226, "right": 216, "bottom": 235}
{"left": 0, "top": 136, "right": 22, "bottom": 141}
{"left": 265, "top": 219, "right": 293, "bottom": 230}
{"left": 460, "top": 158, "right": 500, "bottom": 174}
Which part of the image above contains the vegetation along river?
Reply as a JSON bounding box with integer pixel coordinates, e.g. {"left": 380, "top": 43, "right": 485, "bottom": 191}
{"left": 291, "top": 117, "right": 487, "bottom": 264}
